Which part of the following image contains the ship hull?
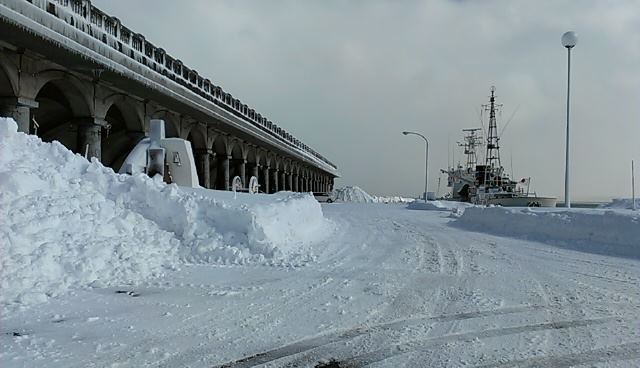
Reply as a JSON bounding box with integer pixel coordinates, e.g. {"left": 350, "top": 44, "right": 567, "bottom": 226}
{"left": 485, "top": 196, "right": 557, "bottom": 208}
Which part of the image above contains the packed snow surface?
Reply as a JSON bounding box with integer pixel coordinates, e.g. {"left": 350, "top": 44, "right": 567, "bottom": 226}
{"left": 0, "top": 118, "right": 331, "bottom": 312}
{"left": 2, "top": 202, "right": 639, "bottom": 367}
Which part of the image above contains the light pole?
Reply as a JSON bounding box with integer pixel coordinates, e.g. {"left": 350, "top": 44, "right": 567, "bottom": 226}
{"left": 562, "top": 31, "right": 577, "bottom": 208}
{"left": 403, "top": 131, "right": 429, "bottom": 202}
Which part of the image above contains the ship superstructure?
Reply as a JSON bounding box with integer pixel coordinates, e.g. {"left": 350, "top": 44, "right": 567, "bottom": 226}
{"left": 441, "top": 87, "right": 557, "bottom": 207}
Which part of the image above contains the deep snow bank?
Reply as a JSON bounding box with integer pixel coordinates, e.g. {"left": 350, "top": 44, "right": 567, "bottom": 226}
{"left": 332, "top": 186, "right": 378, "bottom": 203}
{"left": 454, "top": 206, "right": 640, "bottom": 259}
{"left": 0, "top": 118, "right": 331, "bottom": 310}
{"left": 0, "top": 118, "right": 178, "bottom": 308}
{"left": 601, "top": 198, "right": 639, "bottom": 210}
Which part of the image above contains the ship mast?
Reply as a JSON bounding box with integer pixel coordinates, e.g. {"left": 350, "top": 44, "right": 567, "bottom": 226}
{"left": 483, "top": 86, "right": 503, "bottom": 187}
{"left": 458, "top": 128, "right": 483, "bottom": 171}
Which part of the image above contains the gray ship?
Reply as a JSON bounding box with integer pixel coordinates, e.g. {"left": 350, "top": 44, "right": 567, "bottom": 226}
{"left": 441, "top": 87, "right": 557, "bottom": 207}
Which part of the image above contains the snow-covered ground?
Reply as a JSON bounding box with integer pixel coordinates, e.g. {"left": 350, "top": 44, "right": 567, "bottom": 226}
{"left": 2, "top": 118, "right": 640, "bottom": 367}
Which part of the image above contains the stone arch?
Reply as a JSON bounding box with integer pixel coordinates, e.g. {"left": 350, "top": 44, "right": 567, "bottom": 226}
{"left": 245, "top": 145, "right": 264, "bottom": 192}
{"left": 31, "top": 70, "right": 92, "bottom": 111}
{"left": 186, "top": 124, "right": 208, "bottom": 187}
{"left": 212, "top": 134, "right": 228, "bottom": 190}
{"left": 263, "top": 151, "right": 280, "bottom": 193}
{"left": 283, "top": 160, "right": 294, "bottom": 191}
{"left": 32, "top": 78, "right": 93, "bottom": 155}
{"left": 246, "top": 145, "right": 258, "bottom": 166}
{"left": 185, "top": 124, "right": 207, "bottom": 150}
{"left": 101, "top": 102, "right": 145, "bottom": 171}
{"left": 229, "top": 139, "right": 245, "bottom": 160}
{"left": 101, "top": 94, "right": 144, "bottom": 132}
{"left": 229, "top": 139, "right": 247, "bottom": 187}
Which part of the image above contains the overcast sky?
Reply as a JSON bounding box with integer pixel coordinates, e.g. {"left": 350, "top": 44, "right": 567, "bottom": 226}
{"left": 95, "top": 0, "right": 639, "bottom": 200}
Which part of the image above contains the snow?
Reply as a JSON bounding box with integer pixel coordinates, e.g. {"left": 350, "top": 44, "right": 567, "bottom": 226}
{"left": 375, "top": 195, "right": 415, "bottom": 204}
{"left": 454, "top": 206, "right": 640, "bottom": 259}
{"left": 332, "top": 185, "right": 378, "bottom": 203}
{"left": 2, "top": 119, "right": 640, "bottom": 366}
{"left": 2, "top": 202, "right": 639, "bottom": 367}
{"left": 331, "top": 186, "right": 414, "bottom": 204}
{"left": 407, "top": 199, "right": 473, "bottom": 211}
{"left": 0, "top": 118, "right": 330, "bottom": 312}
{"left": 601, "top": 197, "right": 640, "bottom": 210}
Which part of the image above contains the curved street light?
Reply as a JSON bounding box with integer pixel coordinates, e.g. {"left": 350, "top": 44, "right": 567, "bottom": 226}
{"left": 562, "top": 31, "right": 577, "bottom": 208}
{"left": 402, "top": 131, "right": 429, "bottom": 202}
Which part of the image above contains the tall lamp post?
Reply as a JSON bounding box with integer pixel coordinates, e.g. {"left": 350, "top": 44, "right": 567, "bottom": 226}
{"left": 562, "top": 31, "right": 577, "bottom": 208}
{"left": 402, "top": 131, "right": 429, "bottom": 202}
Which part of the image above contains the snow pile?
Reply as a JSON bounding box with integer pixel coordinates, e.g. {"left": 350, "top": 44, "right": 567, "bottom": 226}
{"left": 0, "top": 118, "right": 179, "bottom": 309}
{"left": 332, "top": 186, "right": 378, "bottom": 203}
{"left": 0, "top": 118, "right": 331, "bottom": 310}
{"left": 601, "top": 198, "right": 640, "bottom": 210}
{"left": 85, "top": 169, "right": 331, "bottom": 265}
{"left": 375, "top": 196, "right": 414, "bottom": 204}
{"left": 454, "top": 206, "right": 640, "bottom": 259}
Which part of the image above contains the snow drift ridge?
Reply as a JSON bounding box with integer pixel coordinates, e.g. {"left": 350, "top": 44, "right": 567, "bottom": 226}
{"left": 454, "top": 206, "right": 640, "bottom": 259}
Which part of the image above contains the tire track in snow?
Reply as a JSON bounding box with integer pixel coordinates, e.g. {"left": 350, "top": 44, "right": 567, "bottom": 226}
{"left": 335, "top": 317, "right": 617, "bottom": 367}
{"left": 475, "top": 341, "right": 640, "bottom": 367}
{"left": 213, "top": 305, "right": 543, "bottom": 367}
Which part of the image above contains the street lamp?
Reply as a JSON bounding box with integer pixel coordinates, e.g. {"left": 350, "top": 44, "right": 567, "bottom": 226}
{"left": 402, "top": 131, "right": 429, "bottom": 202}
{"left": 562, "top": 31, "right": 577, "bottom": 208}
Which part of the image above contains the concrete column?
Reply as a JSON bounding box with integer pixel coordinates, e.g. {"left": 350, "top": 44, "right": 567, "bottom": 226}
{"left": 239, "top": 159, "right": 246, "bottom": 188}
{"left": 293, "top": 174, "right": 298, "bottom": 192}
{"left": 263, "top": 166, "right": 270, "bottom": 194}
{"left": 252, "top": 164, "right": 259, "bottom": 181}
{"left": 287, "top": 173, "right": 293, "bottom": 192}
{"left": 273, "top": 170, "right": 279, "bottom": 192}
{"left": 281, "top": 171, "right": 286, "bottom": 191}
{"left": 210, "top": 152, "right": 217, "bottom": 189}
{"left": 195, "top": 149, "right": 211, "bottom": 188}
{"left": 0, "top": 97, "right": 38, "bottom": 133}
{"left": 77, "top": 119, "right": 102, "bottom": 161}
{"left": 223, "top": 155, "right": 230, "bottom": 190}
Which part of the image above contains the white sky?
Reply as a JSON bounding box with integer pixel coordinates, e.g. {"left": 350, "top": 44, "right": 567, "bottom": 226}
{"left": 94, "top": 0, "right": 640, "bottom": 201}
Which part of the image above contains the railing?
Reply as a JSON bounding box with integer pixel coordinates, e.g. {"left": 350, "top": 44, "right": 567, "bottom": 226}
{"left": 17, "top": 0, "right": 337, "bottom": 171}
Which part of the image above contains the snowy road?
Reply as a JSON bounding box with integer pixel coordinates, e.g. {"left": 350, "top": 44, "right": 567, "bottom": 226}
{"left": 2, "top": 203, "right": 640, "bottom": 367}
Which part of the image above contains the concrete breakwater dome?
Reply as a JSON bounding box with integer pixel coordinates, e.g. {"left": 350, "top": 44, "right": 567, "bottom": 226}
{"left": 0, "top": 0, "right": 338, "bottom": 193}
